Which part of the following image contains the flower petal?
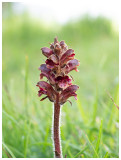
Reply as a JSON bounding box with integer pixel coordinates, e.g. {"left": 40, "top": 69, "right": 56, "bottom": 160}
{"left": 60, "top": 40, "right": 68, "bottom": 52}
{"left": 64, "top": 59, "right": 80, "bottom": 74}
{"left": 59, "top": 85, "right": 79, "bottom": 104}
{"left": 55, "top": 76, "right": 72, "bottom": 89}
{"left": 60, "top": 41, "right": 65, "bottom": 47}
{"left": 38, "top": 88, "right": 47, "bottom": 96}
{"left": 60, "top": 49, "right": 74, "bottom": 65}
{"left": 45, "top": 59, "right": 58, "bottom": 69}
{"left": 49, "top": 54, "right": 59, "bottom": 64}
{"left": 39, "top": 64, "right": 51, "bottom": 77}
{"left": 37, "top": 81, "right": 52, "bottom": 89}
{"left": 39, "top": 64, "right": 55, "bottom": 84}
{"left": 41, "top": 47, "right": 53, "bottom": 57}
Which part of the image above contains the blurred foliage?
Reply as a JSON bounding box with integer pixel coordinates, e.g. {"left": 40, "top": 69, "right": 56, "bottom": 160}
{"left": 2, "top": 3, "right": 119, "bottom": 158}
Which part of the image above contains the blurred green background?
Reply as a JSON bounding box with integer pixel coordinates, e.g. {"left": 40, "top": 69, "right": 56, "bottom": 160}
{"left": 2, "top": 2, "right": 119, "bottom": 158}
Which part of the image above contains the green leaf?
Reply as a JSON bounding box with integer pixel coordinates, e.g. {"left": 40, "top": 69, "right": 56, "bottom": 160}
{"left": 74, "top": 146, "right": 88, "bottom": 158}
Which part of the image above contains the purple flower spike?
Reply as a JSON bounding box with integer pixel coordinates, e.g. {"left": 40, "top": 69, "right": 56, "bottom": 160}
{"left": 38, "top": 38, "right": 79, "bottom": 102}
{"left": 37, "top": 37, "right": 79, "bottom": 158}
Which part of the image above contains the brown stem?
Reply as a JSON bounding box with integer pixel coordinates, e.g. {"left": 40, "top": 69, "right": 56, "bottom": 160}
{"left": 53, "top": 92, "right": 62, "bottom": 158}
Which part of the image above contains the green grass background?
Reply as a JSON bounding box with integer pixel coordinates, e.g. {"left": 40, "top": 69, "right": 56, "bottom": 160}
{"left": 2, "top": 3, "right": 119, "bottom": 158}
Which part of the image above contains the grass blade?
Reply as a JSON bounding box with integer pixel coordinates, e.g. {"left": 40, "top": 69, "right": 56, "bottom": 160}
{"left": 2, "top": 142, "right": 16, "bottom": 158}
{"left": 91, "top": 94, "right": 98, "bottom": 125}
{"left": 24, "top": 55, "right": 29, "bottom": 117}
{"left": 74, "top": 146, "right": 88, "bottom": 158}
{"left": 67, "top": 149, "right": 73, "bottom": 158}
{"left": 8, "top": 145, "right": 24, "bottom": 157}
{"left": 2, "top": 110, "right": 20, "bottom": 127}
{"left": 76, "top": 99, "right": 88, "bottom": 124}
{"left": 24, "top": 120, "right": 30, "bottom": 158}
{"left": 83, "top": 131, "right": 99, "bottom": 158}
{"left": 94, "top": 120, "right": 103, "bottom": 157}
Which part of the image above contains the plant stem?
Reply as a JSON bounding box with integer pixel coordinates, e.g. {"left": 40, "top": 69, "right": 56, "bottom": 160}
{"left": 53, "top": 92, "right": 62, "bottom": 158}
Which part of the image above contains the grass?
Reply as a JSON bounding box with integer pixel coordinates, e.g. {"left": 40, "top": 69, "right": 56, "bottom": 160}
{"left": 2, "top": 10, "right": 119, "bottom": 158}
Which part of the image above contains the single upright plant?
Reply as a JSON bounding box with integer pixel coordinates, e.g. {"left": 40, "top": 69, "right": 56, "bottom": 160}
{"left": 36, "top": 37, "right": 79, "bottom": 158}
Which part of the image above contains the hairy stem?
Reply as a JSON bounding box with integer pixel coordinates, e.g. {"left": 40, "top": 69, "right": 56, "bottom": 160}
{"left": 53, "top": 93, "right": 62, "bottom": 158}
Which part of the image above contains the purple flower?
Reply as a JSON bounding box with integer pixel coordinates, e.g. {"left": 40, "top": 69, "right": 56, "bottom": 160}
{"left": 36, "top": 81, "right": 56, "bottom": 102}
{"left": 59, "top": 85, "right": 79, "bottom": 104}
{"left": 39, "top": 64, "right": 55, "bottom": 85}
{"left": 55, "top": 76, "right": 72, "bottom": 89}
